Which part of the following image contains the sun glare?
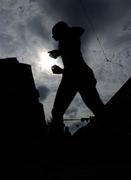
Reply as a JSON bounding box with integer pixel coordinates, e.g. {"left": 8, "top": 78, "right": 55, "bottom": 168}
{"left": 39, "top": 51, "right": 56, "bottom": 73}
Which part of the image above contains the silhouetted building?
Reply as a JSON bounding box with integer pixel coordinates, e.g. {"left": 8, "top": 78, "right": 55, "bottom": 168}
{"left": 105, "top": 77, "right": 131, "bottom": 133}
{"left": 0, "top": 58, "right": 46, "bottom": 145}
{"left": 73, "top": 78, "right": 131, "bottom": 137}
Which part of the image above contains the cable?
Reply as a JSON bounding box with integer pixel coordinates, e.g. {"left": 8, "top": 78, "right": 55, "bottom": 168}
{"left": 79, "top": 0, "right": 109, "bottom": 61}
{"left": 78, "top": 0, "right": 124, "bottom": 68}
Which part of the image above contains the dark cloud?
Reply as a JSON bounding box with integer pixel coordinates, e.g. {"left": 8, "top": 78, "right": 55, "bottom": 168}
{"left": 27, "top": 15, "right": 49, "bottom": 42}
{"left": 114, "top": 34, "right": 131, "bottom": 46}
{"left": 30, "top": 0, "right": 131, "bottom": 30}
{"left": 123, "top": 23, "right": 131, "bottom": 31}
{"left": 65, "top": 107, "right": 78, "bottom": 118}
{"left": 30, "top": 0, "right": 90, "bottom": 27}
{"left": 0, "top": 33, "right": 13, "bottom": 47}
{"left": 37, "top": 85, "right": 50, "bottom": 101}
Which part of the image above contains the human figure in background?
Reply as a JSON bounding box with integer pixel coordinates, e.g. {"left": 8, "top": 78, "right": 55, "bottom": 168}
{"left": 48, "top": 21, "right": 104, "bottom": 134}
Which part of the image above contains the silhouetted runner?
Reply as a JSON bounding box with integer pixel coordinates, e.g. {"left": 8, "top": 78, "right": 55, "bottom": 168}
{"left": 48, "top": 21, "right": 104, "bottom": 134}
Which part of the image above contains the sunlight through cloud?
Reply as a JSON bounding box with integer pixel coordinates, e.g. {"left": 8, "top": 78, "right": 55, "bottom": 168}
{"left": 39, "top": 50, "right": 57, "bottom": 74}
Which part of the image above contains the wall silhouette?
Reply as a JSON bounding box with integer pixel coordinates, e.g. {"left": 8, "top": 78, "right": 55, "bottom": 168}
{"left": 73, "top": 77, "right": 131, "bottom": 137}
{"left": 0, "top": 58, "right": 46, "bottom": 163}
{"left": 104, "top": 77, "right": 131, "bottom": 134}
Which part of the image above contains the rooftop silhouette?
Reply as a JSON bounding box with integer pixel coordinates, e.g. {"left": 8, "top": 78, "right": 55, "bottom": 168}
{"left": 105, "top": 77, "right": 131, "bottom": 133}
{"left": 73, "top": 77, "right": 131, "bottom": 137}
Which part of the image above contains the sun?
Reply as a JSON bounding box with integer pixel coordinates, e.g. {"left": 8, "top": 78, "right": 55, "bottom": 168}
{"left": 39, "top": 50, "right": 56, "bottom": 73}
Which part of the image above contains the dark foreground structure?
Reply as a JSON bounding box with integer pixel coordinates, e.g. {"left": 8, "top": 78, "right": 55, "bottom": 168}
{"left": 0, "top": 58, "right": 131, "bottom": 178}
{"left": 0, "top": 58, "right": 46, "bottom": 165}
{"left": 74, "top": 77, "right": 131, "bottom": 137}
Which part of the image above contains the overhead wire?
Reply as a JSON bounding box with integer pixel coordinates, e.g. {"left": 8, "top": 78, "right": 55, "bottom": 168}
{"left": 78, "top": 0, "right": 124, "bottom": 68}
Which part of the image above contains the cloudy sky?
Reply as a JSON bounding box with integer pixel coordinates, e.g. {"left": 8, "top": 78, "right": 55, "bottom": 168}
{"left": 0, "top": 0, "right": 131, "bottom": 120}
